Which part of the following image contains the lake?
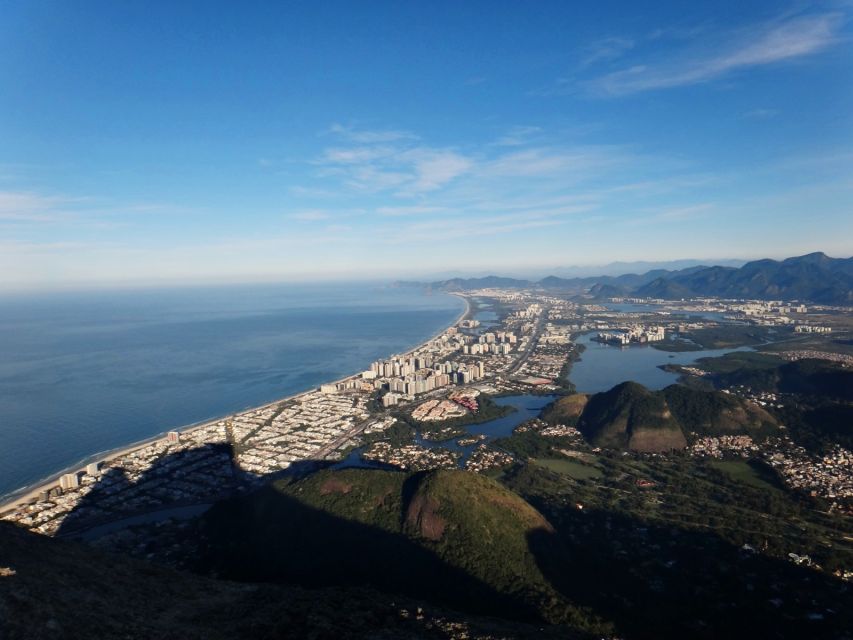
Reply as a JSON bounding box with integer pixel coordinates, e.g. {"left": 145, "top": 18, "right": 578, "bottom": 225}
{"left": 569, "top": 331, "right": 751, "bottom": 393}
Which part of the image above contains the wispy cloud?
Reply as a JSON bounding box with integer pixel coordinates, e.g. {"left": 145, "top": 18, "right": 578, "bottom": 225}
{"left": 493, "top": 126, "right": 543, "bottom": 147}
{"left": 482, "top": 146, "right": 627, "bottom": 178}
{"left": 315, "top": 128, "right": 473, "bottom": 196}
{"left": 742, "top": 108, "right": 780, "bottom": 119}
{"left": 591, "top": 12, "right": 842, "bottom": 96}
{"left": 580, "top": 36, "right": 635, "bottom": 67}
{"left": 288, "top": 210, "right": 331, "bottom": 221}
{"left": 0, "top": 191, "right": 70, "bottom": 221}
{"left": 0, "top": 190, "right": 194, "bottom": 226}
{"left": 399, "top": 149, "right": 472, "bottom": 194}
{"left": 328, "top": 123, "right": 418, "bottom": 143}
{"left": 376, "top": 205, "right": 448, "bottom": 217}
{"left": 651, "top": 203, "right": 714, "bottom": 222}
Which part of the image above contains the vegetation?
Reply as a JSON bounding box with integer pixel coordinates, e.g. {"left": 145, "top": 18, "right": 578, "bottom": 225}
{"left": 654, "top": 325, "right": 783, "bottom": 351}
{"left": 540, "top": 393, "right": 588, "bottom": 425}
{"left": 197, "top": 468, "right": 612, "bottom": 634}
{"left": 661, "top": 384, "right": 778, "bottom": 440}
{"left": 397, "top": 395, "right": 515, "bottom": 438}
{"left": 362, "top": 421, "right": 416, "bottom": 447}
{"left": 499, "top": 448, "right": 853, "bottom": 639}
{"left": 710, "top": 459, "right": 784, "bottom": 492}
{"left": 688, "top": 353, "right": 853, "bottom": 452}
{"left": 0, "top": 521, "right": 580, "bottom": 640}
{"left": 697, "top": 354, "right": 853, "bottom": 401}
{"left": 531, "top": 458, "right": 602, "bottom": 480}
{"left": 577, "top": 382, "right": 687, "bottom": 452}
{"left": 493, "top": 431, "right": 579, "bottom": 459}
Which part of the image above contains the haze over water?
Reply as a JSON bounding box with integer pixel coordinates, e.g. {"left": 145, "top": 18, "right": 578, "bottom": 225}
{"left": 0, "top": 283, "right": 464, "bottom": 498}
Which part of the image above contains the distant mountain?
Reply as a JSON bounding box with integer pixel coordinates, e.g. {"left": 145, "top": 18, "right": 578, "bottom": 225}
{"left": 430, "top": 275, "right": 533, "bottom": 291}
{"left": 397, "top": 252, "right": 853, "bottom": 304}
{"left": 575, "top": 382, "right": 777, "bottom": 452}
{"left": 546, "top": 258, "right": 745, "bottom": 278}
{"left": 635, "top": 253, "right": 853, "bottom": 304}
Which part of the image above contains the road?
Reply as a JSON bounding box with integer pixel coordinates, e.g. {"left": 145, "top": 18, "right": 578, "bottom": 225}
{"left": 508, "top": 306, "right": 550, "bottom": 376}
{"left": 314, "top": 416, "right": 376, "bottom": 460}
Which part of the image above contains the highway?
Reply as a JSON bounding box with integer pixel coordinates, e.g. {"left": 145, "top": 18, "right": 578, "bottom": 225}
{"left": 507, "top": 306, "right": 550, "bottom": 376}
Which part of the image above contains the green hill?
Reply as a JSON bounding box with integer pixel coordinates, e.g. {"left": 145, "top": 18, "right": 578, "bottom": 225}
{"left": 577, "top": 382, "right": 687, "bottom": 452}
{"left": 661, "top": 384, "right": 778, "bottom": 438}
{"left": 577, "top": 382, "right": 778, "bottom": 451}
{"left": 198, "top": 467, "right": 609, "bottom": 632}
{"left": 0, "top": 520, "right": 575, "bottom": 640}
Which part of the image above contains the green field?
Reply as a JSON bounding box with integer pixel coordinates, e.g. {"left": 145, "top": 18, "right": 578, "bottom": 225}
{"left": 709, "top": 459, "right": 781, "bottom": 492}
{"left": 532, "top": 457, "right": 603, "bottom": 480}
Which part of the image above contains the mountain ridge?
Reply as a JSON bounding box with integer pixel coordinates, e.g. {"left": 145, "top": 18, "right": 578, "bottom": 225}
{"left": 397, "top": 252, "right": 853, "bottom": 304}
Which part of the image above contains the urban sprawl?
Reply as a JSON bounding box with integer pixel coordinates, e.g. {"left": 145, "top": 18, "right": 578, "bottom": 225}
{"left": 3, "top": 290, "right": 851, "bottom": 562}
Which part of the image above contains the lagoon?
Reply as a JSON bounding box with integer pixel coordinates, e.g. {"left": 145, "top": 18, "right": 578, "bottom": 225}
{"left": 569, "top": 332, "right": 751, "bottom": 393}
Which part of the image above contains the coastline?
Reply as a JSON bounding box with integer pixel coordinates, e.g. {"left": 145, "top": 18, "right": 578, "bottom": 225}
{"left": 0, "top": 292, "right": 470, "bottom": 513}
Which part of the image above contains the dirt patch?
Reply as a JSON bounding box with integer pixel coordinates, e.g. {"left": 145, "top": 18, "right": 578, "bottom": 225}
{"left": 319, "top": 479, "right": 353, "bottom": 495}
{"left": 405, "top": 494, "right": 447, "bottom": 541}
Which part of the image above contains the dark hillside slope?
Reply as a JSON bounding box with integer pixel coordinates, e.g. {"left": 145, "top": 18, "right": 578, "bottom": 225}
{"left": 198, "top": 468, "right": 610, "bottom": 632}
{"left": 0, "top": 521, "right": 585, "bottom": 640}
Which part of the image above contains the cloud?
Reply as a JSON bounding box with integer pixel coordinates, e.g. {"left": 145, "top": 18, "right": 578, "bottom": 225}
{"left": 482, "top": 146, "right": 626, "bottom": 178}
{"left": 398, "top": 149, "right": 472, "bottom": 194}
{"left": 314, "top": 132, "right": 473, "bottom": 195}
{"left": 328, "top": 123, "right": 418, "bottom": 143}
{"left": 580, "top": 36, "right": 635, "bottom": 67}
{"left": 742, "top": 108, "right": 780, "bottom": 119}
{"left": 591, "top": 12, "right": 842, "bottom": 95}
{"left": 376, "top": 205, "right": 448, "bottom": 217}
{"left": 381, "top": 213, "right": 567, "bottom": 244}
{"left": 0, "top": 191, "right": 68, "bottom": 221}
{"left": 321, "top": 145, "right": 399, "bottom": 164}
{"left": 651, "top": 203, "right": 714, "bottom": 222}
{"left": 288, "top": 210, "right": 331, "bottom": 221}
{"left": 0, "top": 190, "right": 195, "bottom": 227}
{"left": 493, "top": 126, "right": 543, "bottom": 147}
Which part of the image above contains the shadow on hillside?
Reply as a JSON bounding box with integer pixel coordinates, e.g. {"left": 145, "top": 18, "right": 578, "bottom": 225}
{"left": 52, "top": 446, "right": 545, "bottom": 624}
{"left": 526, "top": 504, "right": 852, "bottom": 640}
{"left": 47, "top": 441, "right": 853, "bottom": 637}
{"left": 196, "top": 474, "right": 544, "bottom": 624}
{"left": 56, "top": 442, "right": 259, "bottom": 537}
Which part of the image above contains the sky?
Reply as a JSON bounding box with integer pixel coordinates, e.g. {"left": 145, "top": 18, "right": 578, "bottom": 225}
{"left": 1, "top": 0, "right": 852, "bottom": 289}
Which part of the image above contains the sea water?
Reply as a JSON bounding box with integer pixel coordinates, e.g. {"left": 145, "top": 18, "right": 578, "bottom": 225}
{"left": 0, "top": 282, "right": 463, "bottom": 498}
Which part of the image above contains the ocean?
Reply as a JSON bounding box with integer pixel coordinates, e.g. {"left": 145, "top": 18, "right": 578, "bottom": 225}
{"left": 0, "top": 282, "right": 464, "bottom": 498}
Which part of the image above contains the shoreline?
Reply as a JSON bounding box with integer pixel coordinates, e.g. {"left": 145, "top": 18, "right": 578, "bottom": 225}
{"left": 0, "top": 292, "right": 470, "bottom": 513}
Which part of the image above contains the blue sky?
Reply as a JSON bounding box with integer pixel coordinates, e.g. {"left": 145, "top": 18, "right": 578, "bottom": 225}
{"left": 1, "top": 1, "right": 851, "bottom": 288}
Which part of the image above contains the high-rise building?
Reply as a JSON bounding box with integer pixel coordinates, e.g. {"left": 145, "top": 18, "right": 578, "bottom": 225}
{"left": 60, "top": 473, "right": 79, "bottom": 490}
